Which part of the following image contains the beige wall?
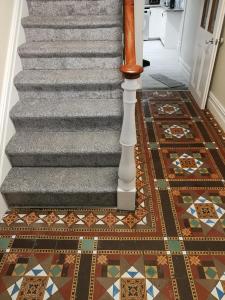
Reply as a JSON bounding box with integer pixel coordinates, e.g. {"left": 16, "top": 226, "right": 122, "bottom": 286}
{"left": 210, "top": 23, "right": 225, "bottom": 107}
{"left": 0, "top": 0, "right": 14, "bottom": 98}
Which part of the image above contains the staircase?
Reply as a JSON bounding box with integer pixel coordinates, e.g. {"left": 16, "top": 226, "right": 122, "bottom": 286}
{"left": 1, "top": 0, "right": 123, "bottom": 207}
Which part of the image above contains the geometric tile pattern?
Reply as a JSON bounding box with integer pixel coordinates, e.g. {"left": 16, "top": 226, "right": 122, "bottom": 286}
{"left": 188, "top": 256, "right": 225, "bottom": 300}
{"left": 186, "top": 196, "right": 225, "bottom": 228}
{"left": 172, "top": 153, "right": 204, "bottom": 174}
{"left": 153, "top": 120, "right": 203, "bottom": 144}
{"left": 94, "top": 255, "right": 170, "bottom": 299}
{"left": 149, "top": 99, "right": 190, "bottom": 119}
{"left": 164, "top": 124, "right": 190, "bottom": 138}
{"left": 0, "top": 141, "right": 152, "bottom": 232}
{"left": 158, "top": 104, "right": 180, "bottom": 115}
{"left": 211, "top": 272, "right": 225, "bottom": 300}
{"left": 160, "top": 148, "right": 222, "bottom": 180}
{"left": 0, "top": 90, "right": 224, "bottom": 300}
{"left": 0, "top": 253, "right": 74, "bottom": 299}
{"left": 171, "top": 189, "right": 225, "bottom": 237}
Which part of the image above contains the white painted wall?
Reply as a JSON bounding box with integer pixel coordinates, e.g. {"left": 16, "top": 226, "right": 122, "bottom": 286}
{"left": 0, "top": 0, "right": 28, "bottom": 216}
{"left": 179, "top": 0, "right": 203, "bottom": 80}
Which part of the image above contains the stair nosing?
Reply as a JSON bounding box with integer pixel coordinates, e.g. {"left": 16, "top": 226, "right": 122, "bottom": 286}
{"left": 18, "top": 41, "right": 122, "bottom": 58}
{"left": 22, "top": 15, "right": 122, "bottom": 29}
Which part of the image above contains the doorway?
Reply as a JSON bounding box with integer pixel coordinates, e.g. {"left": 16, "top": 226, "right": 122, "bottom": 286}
{"left": 141, "top": 0, "right": 225, "bottom": 109}
{"left": 142, "top": 0, "right": 189, "bottom": 90}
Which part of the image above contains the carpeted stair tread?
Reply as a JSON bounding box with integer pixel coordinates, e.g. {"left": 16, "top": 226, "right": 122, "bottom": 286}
{"left": 11, "top": 98, "right": 122, "bottom": 121}
{"left": 11, "top": 98, "right": 122, "bottom": 131}
{"left": 14, "top": 69, "right": 122, "bottom": 89}
{"left": 22, "top": 15, "right": 122, "bottom": 29}
{"left": 1, "top": 167, "right": 117, "bottom": 194}
{"left": 6, "top": 130, "right": 121, "bottom": 167}
{"left": 18, "top": 41, "right": 122, "bottom": 58}
{"left": 27, "top": 0, "right": 122, "bottom": 17}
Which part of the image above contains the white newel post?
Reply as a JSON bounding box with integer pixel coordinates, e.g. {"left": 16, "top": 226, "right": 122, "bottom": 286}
{"left": 117, "top": 78, "right": 139, "bottom": 211}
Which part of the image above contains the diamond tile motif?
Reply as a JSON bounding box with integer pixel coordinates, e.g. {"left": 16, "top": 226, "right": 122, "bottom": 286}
{"left": 23, "top": 212, "right": 39, "bottom": 225}
{"left": 188, "top": 255, "right": 225, "bottom": 299}
{"left": 7, "top": 277, "right": 23, "bottom": 299}
{"left": 172, "top": 153, "right": 203, "bottom": 174}
{"left": 158, "top": 104, "right": 180, "bottom": 115}
{"left": 145, "top": 266, "right": 158, "bottom": 279}
{"left": 94, "top": 255, "right": 170, "bottom": 299}
{"left": 18, "top": 276, "right": 48, "bottom": 299}
{"left": 12, "top": 263, "right": 27, "bottom": 276}
{"left": 107, "top": 265, "right": 120, "bottom": 278}
{"left": 211, "top": 272, "right": 225, "bottom": 300}
{"left": 171, "top": 189, "right": 225, "bottom": 237}
{"left": 153, "top": 120, "right": 203, "bottom": 144}
{"left": 2, "top": 213, "right": 19, "bottom": 226}
{"left": 107, "top": 266, "right": 159, "bottom": 300}
{"left": 164, "top": 125, "right": 190, "bottom": 139}
{"left": 49, "top": 264, "right": 63, "bottom": 277}
{"left": 203, "top": 267, "right": 219, "bottom": 279}
{"left": 149, "top": 99, "right": 191, "bottom": 119}
{"left": 43, "top": 212, "right": 59, "bottom": 226}
{"left": 187, "top": 196, "right": 225, "bottom": 228}
{"left": 161, "top": 148, "right": 221, "bottom": 180}
{"left": 0, "top": 253, "right": 74, "bottom": 299}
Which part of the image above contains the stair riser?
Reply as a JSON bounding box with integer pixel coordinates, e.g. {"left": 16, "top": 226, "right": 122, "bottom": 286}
{"left": 3, "top": 192, "right": 117, "bottom": 207}
{"left": 21, "top": 57, "right": 122, "bottom": 70}
{"left": 24, "top": 28, "right": 122, "bottom": 42}
{"left": 8, "top": 153, "right": 121, "bottom": 167}
{"left": 17, "top": 89, "right": 122, "bottom": 100}
{"left": 12, "top": 117, "right": 122, "bottom": 131}
{"left": 27, "top": 0, "right": 122, "bottom": 16}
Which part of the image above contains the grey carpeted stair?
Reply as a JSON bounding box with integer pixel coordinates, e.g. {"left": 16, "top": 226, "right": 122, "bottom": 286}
{"left": 1, "top": 0, "right": 123, "bottom": 208}
{"left": 1, "top": 168, "right": 118, "bottom": 207}
{"left": 6, "top": 130, "right": 121, "bottom": 167}
{"left": 15, "top": 69, "right": 122, "bottom": 99}
{"left": 10, "top": 98, "right": 122, "bottom": 131}
{"left": 27, "top": 0, "right": 122, "bottom": 16}
{"left": 22, "top": 15, "right": 122, "bottom": 42}
{"left": 19, "top": 41, "right": 122, "bottom": 69}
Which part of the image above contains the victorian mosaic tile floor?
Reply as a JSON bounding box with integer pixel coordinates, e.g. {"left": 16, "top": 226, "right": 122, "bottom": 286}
{"left": 0, "top": 91, "right": 225, "bottom": 299}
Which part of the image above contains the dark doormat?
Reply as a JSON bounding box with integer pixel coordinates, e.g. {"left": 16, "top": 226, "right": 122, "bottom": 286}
{"left": 151, "top": 73, "right": 186, "bottom": 88}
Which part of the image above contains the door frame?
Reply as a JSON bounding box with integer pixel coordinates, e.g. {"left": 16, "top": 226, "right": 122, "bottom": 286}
{"left": 189, "top": 0, "right": 225, "bottom": 109}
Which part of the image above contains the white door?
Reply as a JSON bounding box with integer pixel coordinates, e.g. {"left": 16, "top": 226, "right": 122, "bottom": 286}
{"left": 190, "top": 0, "right": 225, "bottom": 109}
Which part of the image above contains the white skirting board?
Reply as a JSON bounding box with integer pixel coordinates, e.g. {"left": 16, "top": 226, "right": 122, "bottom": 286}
{"left": 0, "top": 0, "right": 28, "bottom": 216}
{"left": 207, "top": 92, "right": 225, "bottom": 132}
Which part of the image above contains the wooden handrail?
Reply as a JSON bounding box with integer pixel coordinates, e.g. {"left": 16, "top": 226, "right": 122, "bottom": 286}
{"left": 120, "top": 0, "right": 143, "bottom": 79}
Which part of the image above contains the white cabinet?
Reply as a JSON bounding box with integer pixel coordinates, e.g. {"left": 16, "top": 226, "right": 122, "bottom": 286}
{"left": 149, "top": 7, "right": 163, "bottom": 39}
{"left": 147, "top": 6, "right": 183, "bottom": 48}
{"left": 160, "top": 10, "right": 183, "bottom": 49}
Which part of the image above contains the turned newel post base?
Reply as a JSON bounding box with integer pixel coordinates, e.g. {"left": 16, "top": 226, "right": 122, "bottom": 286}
{"left": 117, "top": 78, "right": 139, "bottom": 211}
{"left": 118, "top": 0, "right": 143, "bottom": 210}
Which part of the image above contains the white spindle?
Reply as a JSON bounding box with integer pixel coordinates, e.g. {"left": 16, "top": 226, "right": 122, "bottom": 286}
{"left": 117, "top": 78, "right": 139, "bottom": 211}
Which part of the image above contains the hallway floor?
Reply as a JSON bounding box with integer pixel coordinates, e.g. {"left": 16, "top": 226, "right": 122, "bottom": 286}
{"left": 0, "top": 91, "right": 225, "bottom": 299}
{"left": 142, "top": 41, "right": 189, "bottom": 89}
